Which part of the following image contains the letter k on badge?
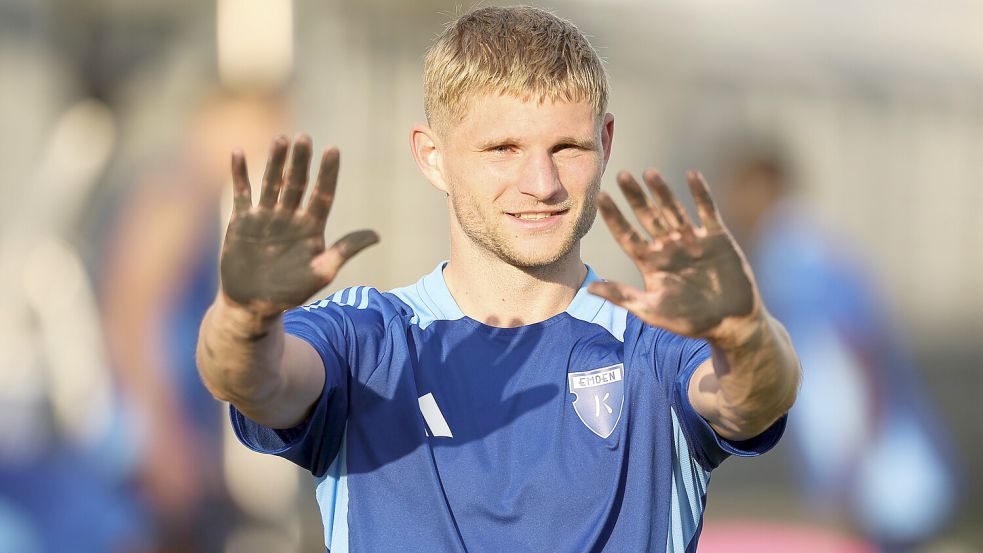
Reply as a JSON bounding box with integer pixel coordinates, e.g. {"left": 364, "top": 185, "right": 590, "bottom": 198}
{"left": 568, "top": 363, "right": 625, "bottom": 438}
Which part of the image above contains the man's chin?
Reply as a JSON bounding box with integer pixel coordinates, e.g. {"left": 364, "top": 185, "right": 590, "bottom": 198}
{"left": 495, "top": 239, "right": 576, "bottom": 269}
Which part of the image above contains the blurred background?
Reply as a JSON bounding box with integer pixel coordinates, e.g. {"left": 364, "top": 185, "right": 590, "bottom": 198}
{"left": 1, "top": 0, "right": 980, "bottom": 551}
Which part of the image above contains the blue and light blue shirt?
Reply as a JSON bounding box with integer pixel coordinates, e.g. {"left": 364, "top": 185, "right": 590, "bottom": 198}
{"left": 231, "top": 262, "right": 785, "bottom": 552}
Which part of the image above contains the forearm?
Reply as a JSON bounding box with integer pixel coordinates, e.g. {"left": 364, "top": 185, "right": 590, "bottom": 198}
{"left": 706, "top": 312, "right": 801, "bottom": 439}
{"left": 196, "top": 293, "right": 325, "bottom": 428}
{"left": 196, "top": 294, "right": 287, "bottom": 409}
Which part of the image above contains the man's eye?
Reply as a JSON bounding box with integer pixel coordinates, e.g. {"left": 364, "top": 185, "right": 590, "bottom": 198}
{"left": 490, "top": 144, "right": 515, "bottom": 153}
{"left": 554, "top": 144, "right": 581, "bottom": 153}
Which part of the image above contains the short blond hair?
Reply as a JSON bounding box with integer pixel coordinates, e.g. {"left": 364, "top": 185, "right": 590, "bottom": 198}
{"left": 424, "top": 6, "right": 608, "bottom": 134}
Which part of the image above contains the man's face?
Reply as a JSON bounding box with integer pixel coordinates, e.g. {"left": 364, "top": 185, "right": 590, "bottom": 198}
{"left": 437, "top": 93, "right": 613, "bottom": 268}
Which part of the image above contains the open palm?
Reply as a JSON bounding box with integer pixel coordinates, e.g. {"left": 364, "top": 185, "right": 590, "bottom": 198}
{"left": 589, "top": 169, "right": 760, "bottom": 340}
{"left": 221, "top": 135, "right": 378, "bottom": 317}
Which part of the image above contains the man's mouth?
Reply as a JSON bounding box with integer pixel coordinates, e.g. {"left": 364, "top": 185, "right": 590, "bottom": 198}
{"left": 507, "top": 209, "right": 569, "bottom": 220}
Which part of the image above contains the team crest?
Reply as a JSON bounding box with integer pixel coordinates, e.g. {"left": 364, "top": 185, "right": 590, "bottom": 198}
{"left": 568, "top": 363, "right": 625, "bottom": 439}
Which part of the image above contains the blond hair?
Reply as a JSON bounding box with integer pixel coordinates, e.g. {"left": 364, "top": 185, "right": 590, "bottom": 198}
{"left": 424, "top": 6, "right": 608, "bottom": 134}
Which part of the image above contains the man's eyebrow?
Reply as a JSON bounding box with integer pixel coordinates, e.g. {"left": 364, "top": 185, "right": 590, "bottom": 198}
{"left": 556, "top": 136, "right": 597, "bottom": 149}
{"left": 474, "top": 136, "right": 523, "bottom": 150}
{"left": 474, "top": 135, "right": 598, "bottom": 150}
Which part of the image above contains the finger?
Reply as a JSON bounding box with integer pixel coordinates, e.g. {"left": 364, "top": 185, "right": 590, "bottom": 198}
{"left": 686, "top": 170, "right": 723, "bottom": 232}
{"left": 587, "top": 280, "right": 647, "bottom": 312}
{"left": 616, "top": 170, "right": 670, "bottom": 239}
{"left": 307, "top": 147, "right": 340, "bottom": 222}
{"left": 597, "top": 192, "right": 650, "bottom": 260}
{"left": 311, "top": 229, "right": 380, "bottom": 283}
{"left": 642, "top": 169, "right": 696, "bottom": 240}
{"left": 280, "top": 134, "right": 313, "bottom": 211}
{"left": 230, "top": 149, "right": 252, "bottom": 212}
{"left": 258, "top": 135, "right": 289, "bottom": 208}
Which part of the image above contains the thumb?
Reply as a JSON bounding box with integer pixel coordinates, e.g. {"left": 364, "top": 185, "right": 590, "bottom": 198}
{"left": 311, "top": 229, "right": 380, "bottom": 284}
{"left": 588, "top": 280, "right": 686, "bottom": 335}
{"left": 588, "top": 280, "right": 644, "bottom": 311}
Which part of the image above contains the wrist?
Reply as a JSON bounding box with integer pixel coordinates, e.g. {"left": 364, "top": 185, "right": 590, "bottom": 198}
{"left": 708, "top": 309, "right": 771, "bottom": 352}
{"left": 214, "top": 292, "right": 283, "bottom": 340}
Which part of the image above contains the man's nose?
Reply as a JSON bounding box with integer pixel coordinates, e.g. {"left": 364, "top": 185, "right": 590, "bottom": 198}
{"left": 516, "top": 151, "right": 564, "bottom": 201}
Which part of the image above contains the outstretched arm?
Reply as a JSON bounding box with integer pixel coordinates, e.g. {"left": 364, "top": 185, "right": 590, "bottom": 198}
{"left": 196, "top": 135, "right": 378, "bottom": 429}
{"left": 590, "top": 169, "right": 799, "bottom": 441}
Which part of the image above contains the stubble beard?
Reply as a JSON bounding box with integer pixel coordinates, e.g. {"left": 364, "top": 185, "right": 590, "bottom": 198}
{"left": 450, "top": 181, "right": 600, "bottom": 269}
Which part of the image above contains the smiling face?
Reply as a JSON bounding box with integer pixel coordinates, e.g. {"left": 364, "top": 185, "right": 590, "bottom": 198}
{"left": 420, "top": 93, "right": 614, "bottom": 268}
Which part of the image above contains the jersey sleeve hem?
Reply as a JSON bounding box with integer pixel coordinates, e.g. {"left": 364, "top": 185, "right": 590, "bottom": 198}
{"left": 673, "top": 353, "right": 788, "bottom": 471}
{"left": 228, "top": 327, "right": 344, "bottom": 477}
{"left": 229, "top": 400, "right": 317, "bottom": 456}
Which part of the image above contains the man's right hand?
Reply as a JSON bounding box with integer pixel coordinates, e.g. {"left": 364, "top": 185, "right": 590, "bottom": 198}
{"left": 197, "top": 135, "right": 375, "bottom": 426}
{"left": 221, "top": 134, "right": 379, "bottom": 319}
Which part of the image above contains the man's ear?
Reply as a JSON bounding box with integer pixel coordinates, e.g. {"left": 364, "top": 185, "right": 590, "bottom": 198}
{"left": 410, "top": 124, "right": 449, "bottom": 194}
{"left": 600, "top": 112, "right": 615, "bottom": 168}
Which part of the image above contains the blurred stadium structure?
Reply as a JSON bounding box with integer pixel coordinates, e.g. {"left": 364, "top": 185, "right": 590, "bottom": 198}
{"left": 0, "top": 0, "right": 980, "bottom": 551}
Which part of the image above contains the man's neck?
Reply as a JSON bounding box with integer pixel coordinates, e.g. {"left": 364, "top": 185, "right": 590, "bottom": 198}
{"left": 443, "top": 241, "right": 588, "bottom": 328}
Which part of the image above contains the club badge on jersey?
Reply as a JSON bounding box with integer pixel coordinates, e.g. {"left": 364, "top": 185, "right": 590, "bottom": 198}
{"left": 568, "top": 363, "right": 625, "bottom": 439}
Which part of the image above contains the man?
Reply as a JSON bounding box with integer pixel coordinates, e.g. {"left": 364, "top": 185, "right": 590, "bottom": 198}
{"left": 196, "top": 7, "right": 800, "bottom": 552}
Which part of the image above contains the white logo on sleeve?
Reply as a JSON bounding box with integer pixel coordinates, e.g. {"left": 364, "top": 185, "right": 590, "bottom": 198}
{"left": 568, "top": 364, "right": 625, "bottom": 439}
{"left": 418, "top": 393, "right": 453, "bottom": 438}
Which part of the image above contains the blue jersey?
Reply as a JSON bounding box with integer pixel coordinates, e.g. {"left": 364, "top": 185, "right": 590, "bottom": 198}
{"left": 231, "top": 262, "right": 785, "bottom": 552}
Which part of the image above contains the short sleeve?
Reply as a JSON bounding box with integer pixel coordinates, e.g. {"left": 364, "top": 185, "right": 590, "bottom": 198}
{"left": 229, "top": 303, "right": 352, "bottom": 478}
{"left": 655, "top": 330, "right": 787, "bottom": 471}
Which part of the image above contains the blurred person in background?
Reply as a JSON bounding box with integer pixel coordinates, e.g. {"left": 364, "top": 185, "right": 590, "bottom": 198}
{"left": 717, "top": 143, "right": 959, "bottom": 552}
{"left": 0, "top": 98, "right": 150, "bottom": 553}
{"left": 100, "top": 90, "right": 290, "bottom": 551}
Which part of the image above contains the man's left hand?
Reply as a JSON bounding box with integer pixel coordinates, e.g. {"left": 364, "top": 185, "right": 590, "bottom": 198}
{"left": 589, "top": 169, "right": 762, "bottom": 345}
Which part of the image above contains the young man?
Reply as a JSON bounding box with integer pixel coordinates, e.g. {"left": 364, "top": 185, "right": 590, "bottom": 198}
{"left": 196, "top": 6, "right": 800, "bottom": 552}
